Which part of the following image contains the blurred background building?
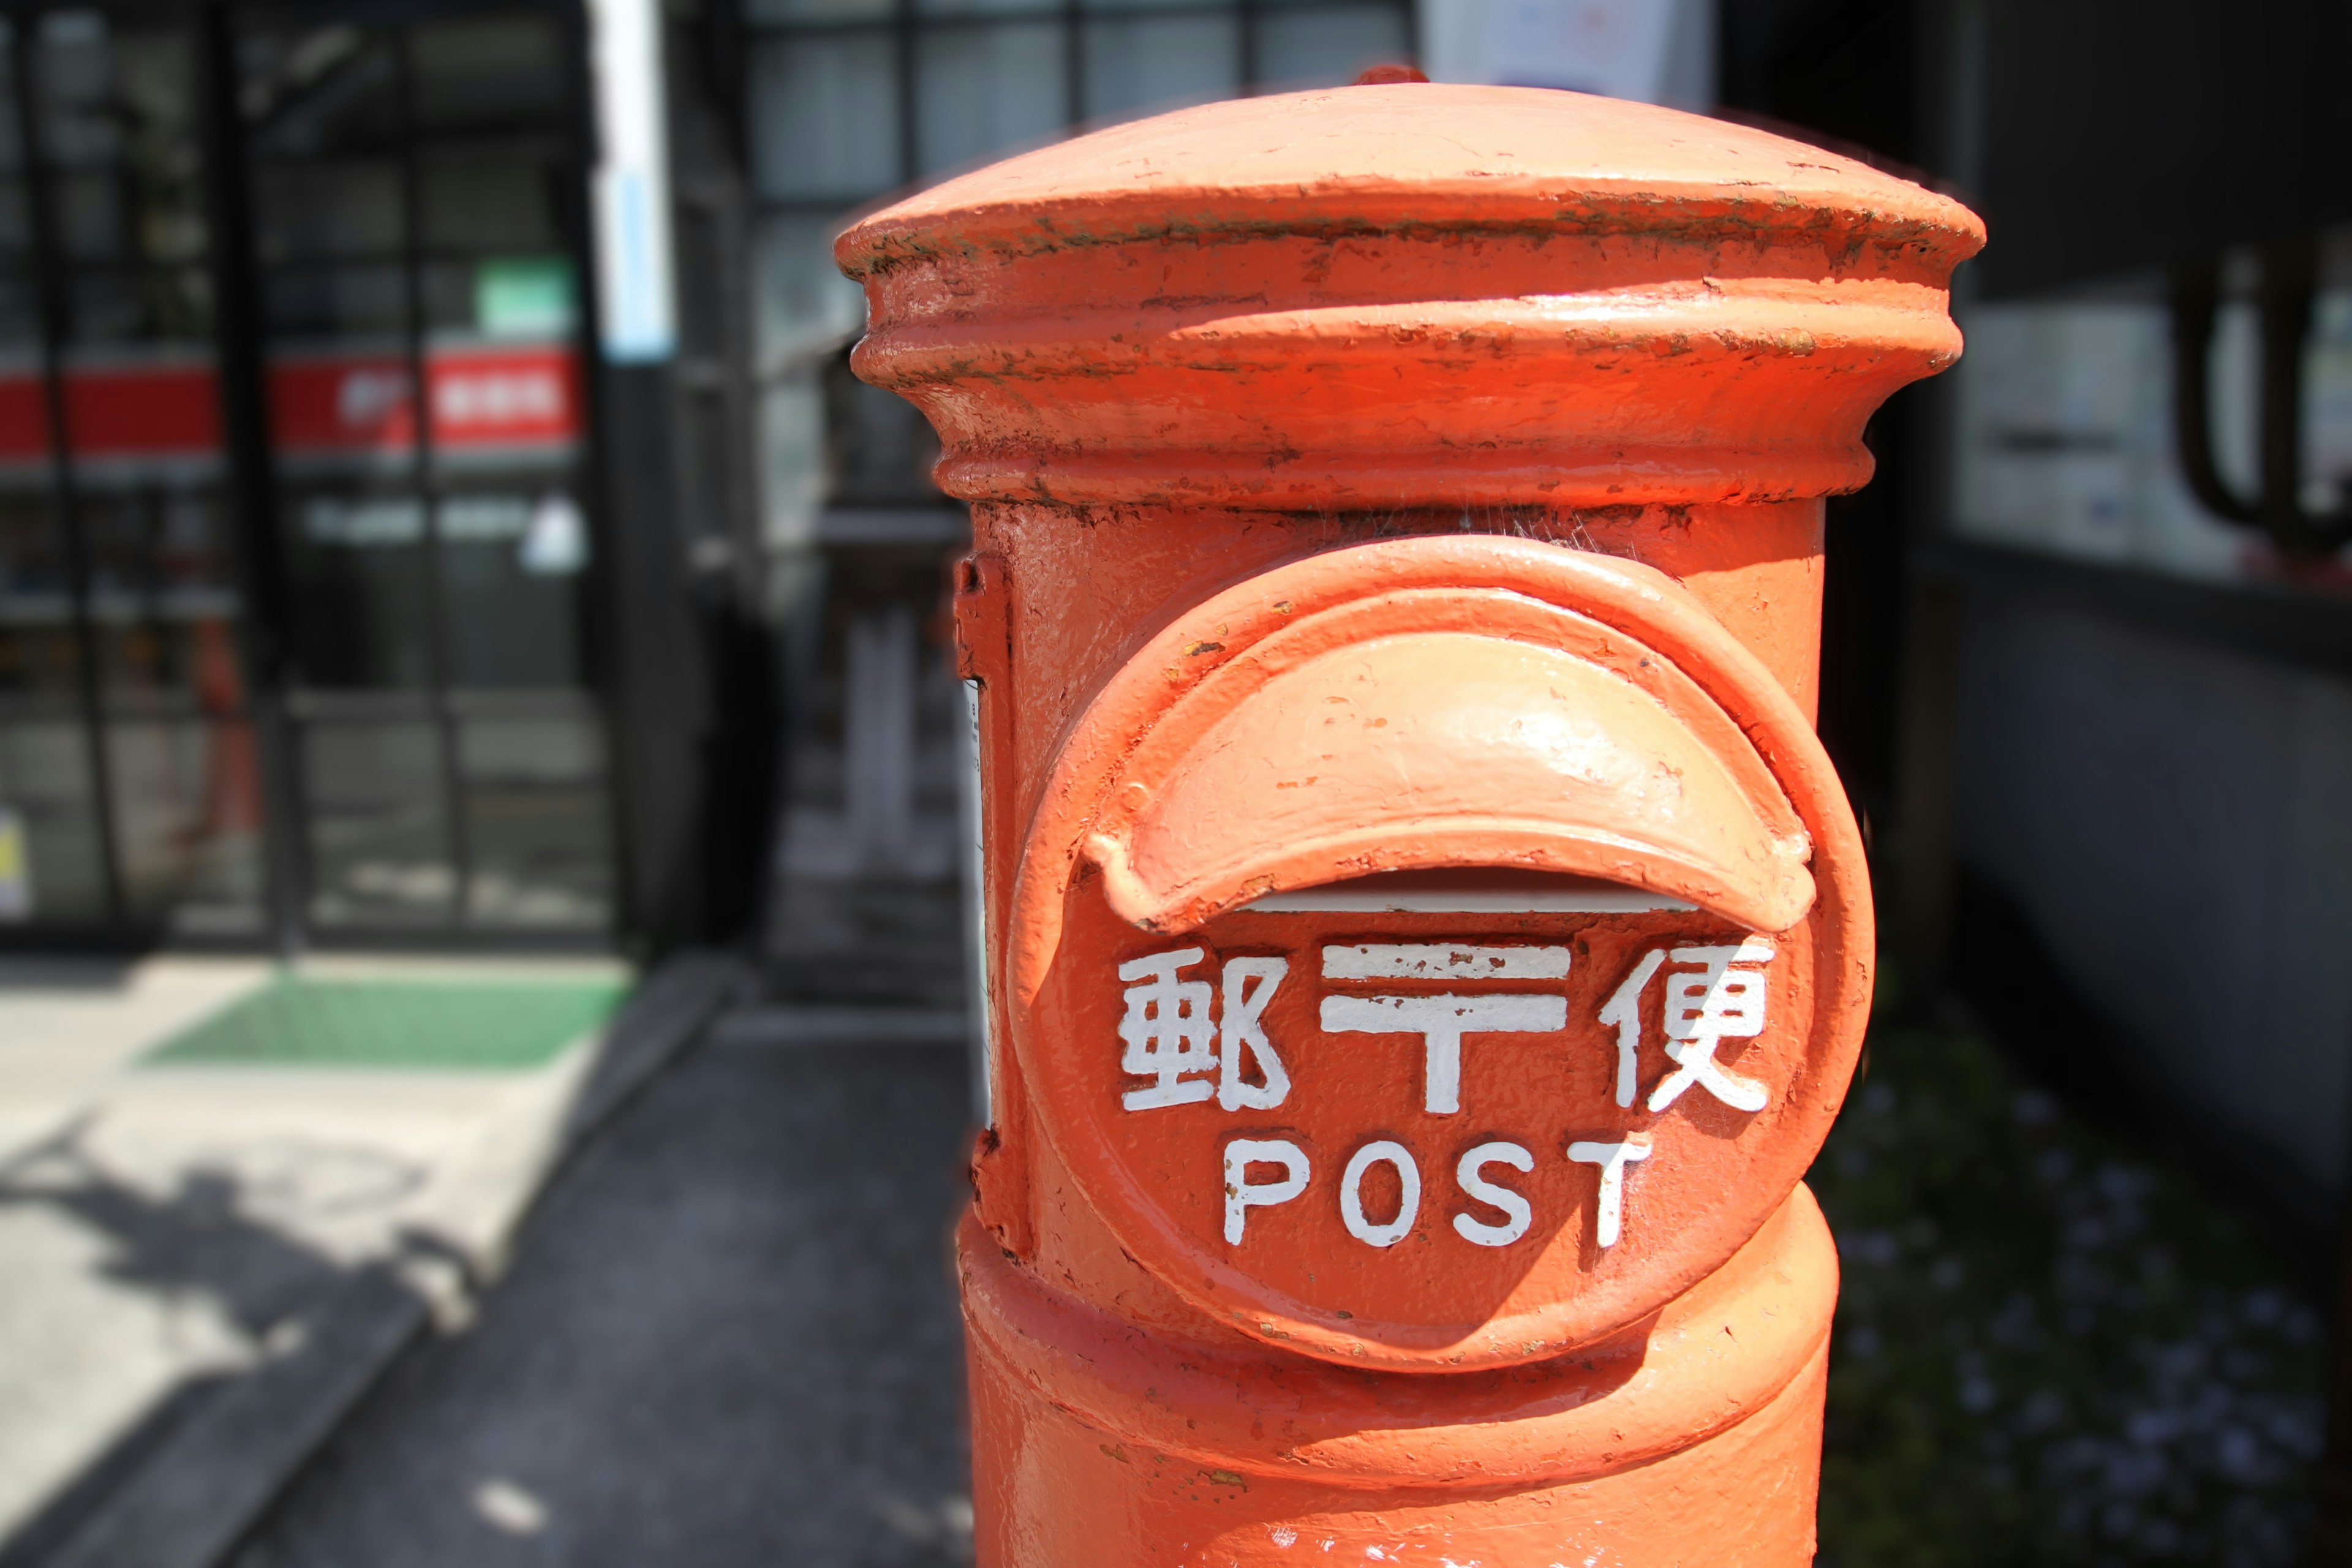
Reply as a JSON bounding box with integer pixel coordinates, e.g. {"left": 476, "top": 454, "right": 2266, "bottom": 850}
{"left": 3, "top": 0, "right": 2352, "bottom": 1562}
{"left": 0, "top": 0, "right": 1713, "bottom": 965}
{"left": 0, "top": 0, "right": 2346, "bottom": 1252}
{"left": 0, "top": 0, "right": 2346, "bottom": 1260}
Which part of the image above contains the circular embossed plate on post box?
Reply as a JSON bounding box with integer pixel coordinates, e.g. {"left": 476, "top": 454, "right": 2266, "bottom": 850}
{"left": 1008, "top": 535, "right": 1872, "bottom": 1371}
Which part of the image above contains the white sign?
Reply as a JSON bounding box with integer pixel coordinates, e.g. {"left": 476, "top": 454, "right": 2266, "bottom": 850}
{"left": 588, "top": 0, "right": 677, "bottom": 363}
{"left": 1118, "top": 937, "right": 1776, "bottom": 1254}
{"left": 1420, "top": 0, "right": 1716, "bottom": 110}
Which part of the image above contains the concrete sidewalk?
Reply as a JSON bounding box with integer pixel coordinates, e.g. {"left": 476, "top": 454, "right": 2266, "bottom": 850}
{"left": 0, "top": 953, "right": 745, "bottom": 1568}
{"left": 235, "top": 1021, "right": 974, "bottom": 1567}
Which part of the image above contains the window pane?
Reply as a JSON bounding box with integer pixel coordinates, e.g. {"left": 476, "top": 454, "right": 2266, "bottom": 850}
{"left": 747, "top": 0, "right": 893, "bottom": 20}
{"left": 755, "top": 213, "right": 865, "bottom": 368}
{"left": 0, "top": 23, "right": 23, "bottom": 174}
{"left": 439, "top": 491, "right": 588, "bottom": 688}
{"left": 0, "top": 493, "right": 82, "bottom": 702}
{"left": 760, "top": 368, "right": 827, "bottom": 546}
{"left": 283, "top": 491, "right": 433, "bottom": 687}
{"left": 36, "top": 18, "right": 208, "bottom": 263}
{"left": 420, "top": 158, "right": 561, "bottom": 253}
{"left": 107, "top": 717, "right": 264, "bottom": 929}
{"left": 915, "top": 21, "right": 1066, "bottom": 176}
{"left": 264, "top": 263, "right": 409, "bottom": 341}
{"left": 302, "top": 720, "right": 453, "bottom": 925}
{"left": 0, "top": 271, "right": 35, "bottom": 347}
{"left": 254, "top": 162, "right": 404, "bottom": 262}
{"left": 0, "top": 183, "right": 29, "bottom": 255}
{"left": 80, "top": 488, "right": 247, "bottom": 711}
{"left": 1082, "top": 12, "right": 1240, "bottom": 121}
{"left": 241, "top": 28, "right": 401, "bottom": 157}
{"left": 918, "top": 0, "right": 1059, "bottom": 17}
{"left": 410, "top": 17, "right": 566, "bottom": 131}
{"left": 827, "top": 353, "right": 943, "bottom": 503}
{"left": 750, "top": 32, "right": 902, "bottom": 201}
{"left": 66, "top": 268, "right": 214, "bottom": 345}
{"left": 0, "top": 721, "right": 107, "bottom": 921}
{"left": 51, "top": 171, "right": 125, "bottom": 261}
{"left": 461, "top": 713, "right": 611, "bottom": 929}
{"left": 1254, "top": 4, "right": 1409, "bottom": 88}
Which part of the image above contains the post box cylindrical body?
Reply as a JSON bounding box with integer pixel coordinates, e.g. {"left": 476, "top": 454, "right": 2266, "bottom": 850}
{"left": 840, "top": 85, "right": 1982, "bottom": 1567}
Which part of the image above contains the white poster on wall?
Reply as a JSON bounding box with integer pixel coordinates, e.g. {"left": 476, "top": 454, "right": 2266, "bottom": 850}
{"left": 1421, "top": 0, "right": 1715, "bottom": 110}
{"left": 589, "top": 0, "right": 677, "bottom": 363}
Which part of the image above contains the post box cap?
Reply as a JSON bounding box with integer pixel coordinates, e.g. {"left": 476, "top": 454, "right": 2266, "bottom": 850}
{"left": 839, "top": 83, "right": 1982, "bottom": 275}
{"left": 839, "top": 86, "right": 1984, "bottom": 511}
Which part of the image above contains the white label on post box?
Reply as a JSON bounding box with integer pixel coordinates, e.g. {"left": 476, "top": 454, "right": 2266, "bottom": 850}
{"left": 1110, "top": 925, "right": 1783, "bottom": 1261}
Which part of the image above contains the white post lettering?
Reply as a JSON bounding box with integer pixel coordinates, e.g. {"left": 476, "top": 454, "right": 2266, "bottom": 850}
{"left": 1223, "top": 1137, "right": 1310, "bottom": 1244}
{"left": 1118, "top": 947, "right": 1217, "bottom": 1110}
{"left": 1452, "top": 1140, "right": 1534, "bottom": 1247}
{"left": 1340, "top": 1139, "right": 1421, "bottom": 1248}
{"left": 1597, "top": 949, "right": 1667, "bottom": 1109}
{"left": 1321, "top": 944, "right": 1571, "bottom": 982}
{"left": 1217, "top": 956, "right": 1291, "bottom": 1112}
{"left": 1319, "top": 993, "right": 1568, "bottom": 1114}
{"left": 1567, "top": 1135, "right": 1654, "bottom": 1248}
{"left": 1646, "top": 940, "right": 1774, "bottom": 1114}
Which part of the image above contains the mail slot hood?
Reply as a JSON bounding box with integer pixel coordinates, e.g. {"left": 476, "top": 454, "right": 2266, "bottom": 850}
{"left": 1060, "top": 537, "right": 1822, "bottom": 941}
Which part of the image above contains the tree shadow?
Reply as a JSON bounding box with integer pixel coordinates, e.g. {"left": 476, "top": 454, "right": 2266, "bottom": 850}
{"left": 0, "top": 1117, "right": 426, "bottom": 1568}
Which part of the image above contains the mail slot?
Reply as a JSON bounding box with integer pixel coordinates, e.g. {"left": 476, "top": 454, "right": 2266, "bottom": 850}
{"left": 840, "top": 81, "right": 1981, "bottom": 1568}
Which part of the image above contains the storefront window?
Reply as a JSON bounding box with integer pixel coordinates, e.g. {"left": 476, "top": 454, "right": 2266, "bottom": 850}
{"left": 742, "top": 0, "right": 1413, "bottom": 542}
{"left": 1951, "top": 235, "right": 2352, "bottom": 591}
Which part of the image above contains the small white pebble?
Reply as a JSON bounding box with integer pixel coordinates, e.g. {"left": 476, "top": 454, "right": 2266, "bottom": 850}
{"left": 472, "top": 1478, "right": 548, "bottom": 1537}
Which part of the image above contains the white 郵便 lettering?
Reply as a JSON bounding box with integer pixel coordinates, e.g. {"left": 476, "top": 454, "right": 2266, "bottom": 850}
{"left": 1321, "top": 944, "right": 1571, "bottom": 982}
{"left": 1118, "top": 948, "right": 1217, "bottom": 1109}
{"left": 1118, "top": 948, "right": 1291, "bottom": 1112}
{"left": 1648, "top": 940, "right": 1774, "bottom": 1113}
{"left": 1601, "top": 940, "right": 1776, "bottom": 1115}
{"left": 1218, "top": 956, "right": 1291, "bottom": 1111}
{"left": 1597, "top": 948, "right": 1667, "bottom": 1109}
{"left": 1319, "top": 993, "right": 1567, "bottom": 1114}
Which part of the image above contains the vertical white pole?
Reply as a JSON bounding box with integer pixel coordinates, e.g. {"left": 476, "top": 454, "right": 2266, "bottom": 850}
{"left": 587, "top": 0, "right": 676, "bottom": 363}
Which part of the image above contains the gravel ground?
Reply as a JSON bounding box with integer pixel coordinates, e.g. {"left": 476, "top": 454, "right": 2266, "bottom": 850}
{"left": 1812, "top": 1012, "right": 2325, "bottom": 1567}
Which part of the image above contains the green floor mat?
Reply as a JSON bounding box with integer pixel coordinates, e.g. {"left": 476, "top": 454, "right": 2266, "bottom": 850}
{"left": 146, "top": 977, "right": 627, "bottom": 1070}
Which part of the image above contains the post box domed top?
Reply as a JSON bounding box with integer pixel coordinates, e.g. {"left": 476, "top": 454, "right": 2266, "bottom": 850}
{"left": 840, "top": 83, "right": 1978, "bottom": 271}
{"left": 839, "top": 84, "right": 1985, "bottom": 511}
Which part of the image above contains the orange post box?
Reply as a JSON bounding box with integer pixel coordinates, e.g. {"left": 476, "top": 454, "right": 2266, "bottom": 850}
{"left": 840, "top": 83, "right": 1981, "bottom": 1567}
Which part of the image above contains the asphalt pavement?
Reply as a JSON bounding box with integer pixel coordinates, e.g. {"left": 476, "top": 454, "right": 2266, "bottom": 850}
{"left": 230, "top": 1025, "right": 976, "bottom": 1568}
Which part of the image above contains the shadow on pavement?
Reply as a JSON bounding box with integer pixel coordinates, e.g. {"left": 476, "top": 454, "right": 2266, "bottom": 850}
{"left": 0, "top": 1121, "right": 418, "bottom": 1568}
{"left": 235, "top": 1031, "right": 974, "bottom": 1567}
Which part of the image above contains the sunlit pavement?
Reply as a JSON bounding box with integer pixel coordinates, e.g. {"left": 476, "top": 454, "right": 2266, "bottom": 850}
{"left": 233, "top": 1025, "right": 974, "bottom": 1568}
{"left": 0, "top": 954, "right": 733, "bottom": 1568}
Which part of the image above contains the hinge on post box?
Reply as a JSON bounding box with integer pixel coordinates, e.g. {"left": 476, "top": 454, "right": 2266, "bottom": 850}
{"left": 950, "top": 552, "right": 1034, "bottom": 1257}
{"left": 952, "top": 554, "right": 1011, "bottom": 687}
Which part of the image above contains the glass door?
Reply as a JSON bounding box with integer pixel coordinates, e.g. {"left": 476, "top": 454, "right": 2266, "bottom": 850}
{"left": 0, "top": 9, "right": 261, "bottom": 935}
{"left": 237, "top": 2, "right": 612, "bottom": 940}
{"left": 0, "top": 0, "right": 616, "bottom": 948}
